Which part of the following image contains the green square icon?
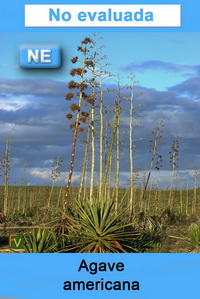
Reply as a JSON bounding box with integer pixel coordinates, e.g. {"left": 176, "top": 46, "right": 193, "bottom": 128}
{"left": 9, "top": 234, "right": 24, "bottom": 249}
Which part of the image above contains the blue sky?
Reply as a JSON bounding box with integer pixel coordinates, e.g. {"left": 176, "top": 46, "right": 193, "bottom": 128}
{"left": 1, "top": 32, "right": 200, "bottom": 89}
{"left": 0, "top": 32, "right": 200, "bottom": 188}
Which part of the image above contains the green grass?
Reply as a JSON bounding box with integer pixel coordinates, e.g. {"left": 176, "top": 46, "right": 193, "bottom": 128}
{"left": 0, "top": 186, "right": 199, "bottom": 253}
{"left": 0, "top": 186, "right": 199, "bottom": 220}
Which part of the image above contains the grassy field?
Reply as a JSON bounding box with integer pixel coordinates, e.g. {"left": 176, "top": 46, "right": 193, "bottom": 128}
{"left": 0, "top": 186, "right": 200, "bottom": 253}
{"left": 0, "top": 186, "right": 199, "bottom": 219}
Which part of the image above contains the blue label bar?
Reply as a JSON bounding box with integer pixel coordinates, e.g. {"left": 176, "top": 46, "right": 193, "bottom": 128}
{"left": 0, "top": 253, "right": 200, "bottom": 299}
{"left": 0, "top": 0, "right": 199, "bottom": 32}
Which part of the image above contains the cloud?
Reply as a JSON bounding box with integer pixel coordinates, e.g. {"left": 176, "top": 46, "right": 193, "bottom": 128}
{"left": 168, "top": 77, "right": 200, "bottom": 98}
{"left": 30, "top": 168, "right": 51, "bottom": 180}
{"left": 0, "top": 100, "right": 26, "bottom": 111}
{"left": 28, "top": 168, "right": 80, "bottom": 185}
{"left": 0, "top": 78, "right": 67, "bottom": 97}
{"left": 119, "top": 170, "right": 197, "bottom": 189}
{"left": 1, "top": 76, "right": 200, "bottom": 187}
{"left": 120, "top": 60, "right": 199, "bottom": 75}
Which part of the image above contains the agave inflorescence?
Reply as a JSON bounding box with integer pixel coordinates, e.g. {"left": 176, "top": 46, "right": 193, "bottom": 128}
{"left": 64, "top": 37, "right": 93, "bottom": 211}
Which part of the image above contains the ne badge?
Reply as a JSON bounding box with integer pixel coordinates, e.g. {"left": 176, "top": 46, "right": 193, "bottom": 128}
{"left": 20, "top": 45, "right": 61, "bottom": 68}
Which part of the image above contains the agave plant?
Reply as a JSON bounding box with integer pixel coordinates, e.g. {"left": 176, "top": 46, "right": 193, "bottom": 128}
{"left": 24, "top": 228, "right": 58, "bottom": 253}
{"left": 61, "top": 200, "right": 139, "bottom": 253}
{"left": 188, "top": 224, "right": 200, "bottom": 249}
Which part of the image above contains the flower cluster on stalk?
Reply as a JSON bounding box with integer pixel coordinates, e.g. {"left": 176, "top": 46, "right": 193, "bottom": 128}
{"left": 169, "top": 140, "right": 179, "bottom": 169}
{"left": 65, "top": 37, "right": 94, "bottom": 133}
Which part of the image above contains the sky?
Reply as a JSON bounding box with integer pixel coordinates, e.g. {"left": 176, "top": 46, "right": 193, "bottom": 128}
{"left": 0, "top": 32, "right": 200, "bottom": 188}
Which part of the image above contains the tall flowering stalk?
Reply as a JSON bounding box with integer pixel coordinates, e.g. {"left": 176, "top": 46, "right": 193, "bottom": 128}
{"left": 48, "top": 155, "right": 63, "bottom": 209}
{"left": 114, "top": 75, "right": 122, "bottom": 212}
{"left": 95, "top": 41, "right": 112, "bottom": 201}
{"left": 102, "top": 100, "right": 120, "bottom": 204}
{"left": 126, "top": 75, "right": 139, "bottom": 215}
{"left": 125, "top": 75, "right": 143, "bottom": 216}
{"left": 168, "top": 139, "right": 179, "bottom": 209}
{"left": 0, "top": 135, "right": 12, "bottom": 217}
{"left": 64, "top": 37, "right": 93, "bottom": 212}
{"left": 140, "top": 120, "right": 164, "bottom": 210}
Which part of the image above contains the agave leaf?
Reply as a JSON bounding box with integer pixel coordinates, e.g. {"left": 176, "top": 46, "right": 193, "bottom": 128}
{"left": 32, "top": 230, "right": 38, "bottom": 253}
{"left": 24, "top": 229, "right": 59, "bottom": 253}
{"left": 37, "top": 228, "right": 42, "bottom": 243}
{"left": 38, "top": 230, "right": 46, "bottom": 252}
{"left": 23, "top": 234, "right": 32, "bottom": 253}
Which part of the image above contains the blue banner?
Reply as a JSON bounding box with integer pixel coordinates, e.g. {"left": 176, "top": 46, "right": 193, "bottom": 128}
{"left": 0, "top": 254, "right": 200, "bottom": 299}
{"left": 0, "top": 0, "right": 199, "bottom": 32}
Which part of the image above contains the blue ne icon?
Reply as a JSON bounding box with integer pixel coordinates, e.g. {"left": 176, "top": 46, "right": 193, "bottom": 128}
{"left": 20, "top": 45, "right": 61, "bottom": 68}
